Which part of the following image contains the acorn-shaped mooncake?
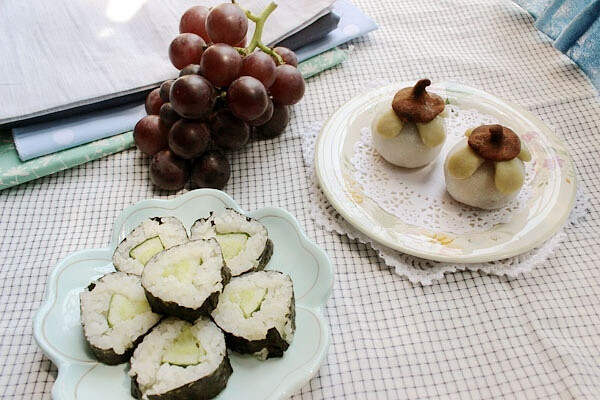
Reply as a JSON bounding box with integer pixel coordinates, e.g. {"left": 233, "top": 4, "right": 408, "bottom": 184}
{"left": 371, "top": 79, "right": 447, "bottom": 168}
{"left": 444, "top": 124, "right": 532, "bottom": 210}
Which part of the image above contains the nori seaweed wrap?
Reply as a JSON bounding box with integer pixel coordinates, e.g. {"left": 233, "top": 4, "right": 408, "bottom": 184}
{"left": 141, "top": 239, "right": 230, "bottom": 322}
{"left": 113, "top": 216, "right": 189, "bottom": 276}
{"left": 129, "top": 317, "right": 232, "bottom": 400}
{"left": 190, "top": 209, "right": 273, "bottom": 276}
{"left": 211, "top": 270, "right": 295, "bottom": 360}
{"left": 79, "top": 272, "right": 161, "bottom": 365}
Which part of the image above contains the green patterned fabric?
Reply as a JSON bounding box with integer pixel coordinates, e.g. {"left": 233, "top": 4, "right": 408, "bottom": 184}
{"left": 0, "top": 131, "right": 134, "bottom": 190}
{"left": 298, "top": 47, "right": 347, "bottom": 78}
{"left": 0, "top": 48, "right": 347, "bottom": 191}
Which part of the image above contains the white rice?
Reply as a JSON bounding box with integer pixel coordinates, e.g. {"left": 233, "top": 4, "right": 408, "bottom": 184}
{"left": 129, "top": 317, "right": 226, "bottom": 397}
{"left": 141, "top": 240, "right": 224, "bottom": 308}
{"left": 190, "top": 209, "right": 268, "bottom": 276}
{"left": 80, "top": 272, "right": 161, "bottom": 355}
{"left": 113, "top": 217, "right": 189, "bottom": 276}
{"left": 211, "top": 271, "right": 294, "bottom": 343}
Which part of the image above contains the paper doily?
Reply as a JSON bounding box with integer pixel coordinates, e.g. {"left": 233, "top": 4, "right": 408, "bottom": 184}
{"left": 352, "top": 105, "right": 534, "bottom": 234}
{"left": 302, "top": 122, "right": 588, "bottom": 285}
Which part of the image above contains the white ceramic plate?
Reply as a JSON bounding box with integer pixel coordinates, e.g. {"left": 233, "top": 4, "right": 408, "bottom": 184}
{"left": 33, "top": 189, "right": 333, "bottom": 400}
{"left": 315, "top": 82, "right": 577, "bottom": 263}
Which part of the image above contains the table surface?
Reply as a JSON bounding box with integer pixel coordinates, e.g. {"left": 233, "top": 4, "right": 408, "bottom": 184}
{"left": 2, "top": 0, "right": 600, "bottom": 399}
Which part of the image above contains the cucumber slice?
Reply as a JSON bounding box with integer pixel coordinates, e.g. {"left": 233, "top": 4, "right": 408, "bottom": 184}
{"left": 161, "top": 258, "right": 198, "bottom": 282}
{"left": 229, "top": 287, "right": 268, "bottom": 318}
{"left": 161, "top": 326, "right": 206, "bottom": 366}
{"left": 107, "top": 294, "right": 151, "bottom": 328}
{"left": 129, "top": 236, "right": 164, "bottom": 265}
{"left": 216, "top": 233, "right": 249, "bottom": 262}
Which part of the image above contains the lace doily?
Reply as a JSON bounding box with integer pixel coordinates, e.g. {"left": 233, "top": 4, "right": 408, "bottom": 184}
{"left": 302, "top": 122, "right": 588, "bottom": 285}
{"left": 352, "top": 105, "right": 534, "bottom": 234}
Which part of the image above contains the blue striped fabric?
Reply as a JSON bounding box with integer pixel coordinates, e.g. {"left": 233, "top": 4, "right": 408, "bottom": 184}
{"left": 514, "top": 0, "right": 600, "bottom": 88}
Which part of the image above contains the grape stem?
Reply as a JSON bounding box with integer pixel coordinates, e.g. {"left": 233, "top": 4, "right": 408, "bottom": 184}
{"left": 235, "top": 1, "right": 284, "bottom": 65}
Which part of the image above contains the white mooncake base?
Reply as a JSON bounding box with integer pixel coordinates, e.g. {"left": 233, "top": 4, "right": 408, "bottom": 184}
{"left": 372, "top": 121, "right": 444, "bottom": 168}
{"left": 444, "top": 142, "right": 525, "bottom": 210}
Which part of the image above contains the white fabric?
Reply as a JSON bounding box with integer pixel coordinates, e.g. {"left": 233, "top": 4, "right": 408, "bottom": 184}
{"left": 0, "top": 0, "right": 333, "bottom": 125}
{"left": 2, "top": 0, "right": 600, "bottom": 399}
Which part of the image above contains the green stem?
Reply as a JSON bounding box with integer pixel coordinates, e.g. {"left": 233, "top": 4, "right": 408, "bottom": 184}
{"left": 244, "top": 2, "right": 282, "bottom": 63}
{"left": 234, "top": 47, "right": 248, "bottom": 57}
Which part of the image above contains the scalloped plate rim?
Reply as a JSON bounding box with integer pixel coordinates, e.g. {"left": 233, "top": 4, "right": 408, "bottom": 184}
{"left": 33, "top": 189, "right": 333, "bottom": 400}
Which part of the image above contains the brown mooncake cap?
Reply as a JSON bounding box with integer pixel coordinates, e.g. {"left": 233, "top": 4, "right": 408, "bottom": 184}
{"left": 391, "top": 79, "right": 445, "bottom": 123}
{"left": 468, "top": 124, "right": 521, "bottom": 161}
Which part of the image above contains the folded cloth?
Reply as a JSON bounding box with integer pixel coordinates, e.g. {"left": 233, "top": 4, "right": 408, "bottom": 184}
{"left": 0, "top": 0, "right": 334, "bottom": 128}
{"left": 12, "top": 104, "right": 145, "bottom": 161}
{"left": 275, "top": 11, "right": 341, "bottom": 50}
{"left": 0, "top": 131, "right": 134, "bottom": 191}
{"left": 294, "top": 0, "right": 378, "bottom": 62}
{"left": 514, "top": 0, "right": 600, "bottom": 88}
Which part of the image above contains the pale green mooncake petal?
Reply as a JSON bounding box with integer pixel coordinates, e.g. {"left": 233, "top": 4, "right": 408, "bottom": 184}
{"left": 447, "top": 145, "right": 485, "bottom": 179}
{"left": 494, "top": 158, "right": 525, "bottom": 194}
{"left": 416, "top": 115, "right": 446, "bottom": 147}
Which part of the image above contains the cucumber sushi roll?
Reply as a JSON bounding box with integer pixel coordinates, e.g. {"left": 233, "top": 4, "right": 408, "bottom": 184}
{"left": 211, "top": 270, "right": 295, "bottom": 359}
{"left": 190, "top": 209, "right": 273, "bottom": 276}
{"left": 113, "top": 216, "right": 189, "bottom": 276}
{"left": 130, "top": 317, "right": 232, "bottom": 400}
{"left": 142, "top": 239, "right": 231, "bottom": 322}
{"left": 79, "top": 272, "right": 161, "bottom": 365}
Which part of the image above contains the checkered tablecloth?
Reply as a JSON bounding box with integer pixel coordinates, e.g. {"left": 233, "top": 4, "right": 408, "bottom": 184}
{"left": 1, "top": 0, "right": 599, "bottom": 398}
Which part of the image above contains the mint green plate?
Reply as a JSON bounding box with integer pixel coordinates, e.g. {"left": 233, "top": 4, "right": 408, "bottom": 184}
{"left": 33, "top": 189, "right": 333, "bottom": 400}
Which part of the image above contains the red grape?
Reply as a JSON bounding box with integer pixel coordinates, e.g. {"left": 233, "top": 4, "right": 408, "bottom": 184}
{"left": 191, "top": 151, "right": 231, "bottom": 189}
{"left": 150, "top": 149, "right": 189, "bottom": 191}
{"left": 169, "top": 33, "right": 206, "bottom": 70}
{"left": 168, "top": 119, "right": 211, "bottom": 159}
{"left": 236, "top": 36, "right": 248, "bottom": 47}
{"left": 253, "top": 103, "right": 290, "bottom": 140}
{"left": 200, "top": 43, "right": 242, "bottom": 87}
{"left": 179, "top": 5, "right": 210, "bottom": 42}
{"left": 248, "top": 97, "right": 274, "bottom": 127}
{"left": 145, "top": 88, "right": 164, "bottom": 115}
{"left": 159, "top": 103, "right": 180, "bottom": 128}
{"left": 273, "top": 47, "right": 298, "bottom": 67}
{"left": 240, "top": 51, "right": 276, "bottom": 88}
{"left": 170, "top": 75, "right": 216, "bottom": 119}
{"left": 227, "top": 76, "right": 268, "bottom": 121}
{"left": 133, "top": 115, "right": 169, "bottom": 155}
{"left": 179, "top": 64, "right": 202, "bottom": 76}
{"left": 159, "top": 80, "right": 174, "bottom": 102}
{"left": 269, "top": 65, "right": 305, "bottom": 105}
{"left": 206, "top": 4, "right": 248, "bottom": 46}
{"left": 210, "top": 110, "right": 250, "bottom": 150}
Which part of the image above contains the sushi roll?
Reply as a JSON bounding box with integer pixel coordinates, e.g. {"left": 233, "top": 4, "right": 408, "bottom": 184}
{"left": 113, "top": 217, "right": 189, "bottom": 276}
{"left": 190, "top": 209, "right": 273, "bottom": 277}
{"left": 142, "top": 239, "right": 231, "bottom": 322}
{"left": 79, "top": 272, "right": 161, "bottom": 365}
{"left": 211, "top": 270, "right": 295, "bottom": 359}
{"left": 130, "top": 317, "right": 232, "bottom": 400}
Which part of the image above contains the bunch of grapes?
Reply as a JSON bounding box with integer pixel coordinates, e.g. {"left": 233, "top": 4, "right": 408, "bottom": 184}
{"left": 134, "top": 1, "right": 305, "bottom": 190}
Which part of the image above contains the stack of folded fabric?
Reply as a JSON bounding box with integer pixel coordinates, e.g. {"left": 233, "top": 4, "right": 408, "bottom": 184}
{"left": 0, "top": 0, "right": 377, "bottom": 190}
